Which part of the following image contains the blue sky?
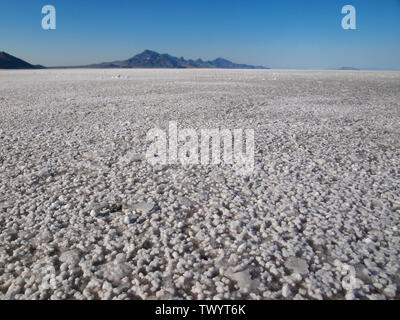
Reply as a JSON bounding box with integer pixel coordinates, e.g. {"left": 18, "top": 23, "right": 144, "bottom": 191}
{"left": 1, "top": 0, "right": 399, "bottom": 69}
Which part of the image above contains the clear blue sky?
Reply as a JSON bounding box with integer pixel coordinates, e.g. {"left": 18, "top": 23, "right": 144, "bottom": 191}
{"left": 1, "top": 0, "right": 399, "bottom": 69}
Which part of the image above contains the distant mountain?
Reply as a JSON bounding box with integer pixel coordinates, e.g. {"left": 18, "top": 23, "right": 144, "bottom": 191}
{"left": 337, "top": 67, "right": 360, "bottom": 71}
{"left": 87, "top": 50, "right": 268, "bottom": 69}
{"left": 0, "top": 51, "right": 44, "bottom": 69}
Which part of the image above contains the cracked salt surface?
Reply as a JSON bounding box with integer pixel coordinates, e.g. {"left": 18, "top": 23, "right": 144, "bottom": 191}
{"left": 0, "top": 69, "right": 400, "bottom": 300}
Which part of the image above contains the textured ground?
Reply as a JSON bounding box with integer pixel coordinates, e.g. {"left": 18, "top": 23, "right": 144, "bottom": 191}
{"left": 0, "top": 69, "right": 399, "bottom": 300}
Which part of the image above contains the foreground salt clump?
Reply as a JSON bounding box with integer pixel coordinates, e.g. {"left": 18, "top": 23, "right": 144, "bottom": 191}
{"left": 284, "top": 257, "right": 309, "bottom": 275}
{"left": 0, "top": 69, "right": 399, "bottom": 300}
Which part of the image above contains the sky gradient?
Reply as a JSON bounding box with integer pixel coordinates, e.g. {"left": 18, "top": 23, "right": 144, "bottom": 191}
{"left": 1, "top": 0, "right": 400, "bottom": 69}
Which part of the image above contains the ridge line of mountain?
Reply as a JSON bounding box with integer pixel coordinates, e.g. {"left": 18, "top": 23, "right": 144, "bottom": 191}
{"left": 0, "top": 51, "right": 45, "bottom": 69}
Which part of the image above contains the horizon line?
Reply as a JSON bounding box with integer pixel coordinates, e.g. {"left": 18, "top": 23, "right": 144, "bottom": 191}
{"left": 2, "top": 49, "right": 400, "bottom": 71}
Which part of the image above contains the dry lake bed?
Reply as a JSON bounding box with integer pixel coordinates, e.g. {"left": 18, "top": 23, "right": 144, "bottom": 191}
{"left": 0, "top": 69, "right": 399, "bottom": 300}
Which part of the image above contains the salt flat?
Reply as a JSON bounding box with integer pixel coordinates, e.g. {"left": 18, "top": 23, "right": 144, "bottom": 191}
{"left": 0, "top": 69, "right": 399, "bottom": 300}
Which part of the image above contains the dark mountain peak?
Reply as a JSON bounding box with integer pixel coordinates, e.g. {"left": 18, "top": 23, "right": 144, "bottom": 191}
{"left": 338, "top": 67, "right": 360, "bottom": 70}
{"left": 142, "top": 49, "right": 159, "bottom": 55}
{"left": 128, "top": 50, "right": 156, "bottom": 59}
{"left": 0, "top": 51, "right": 45, "bottom": 69}
{"left": 0, "top": 51, "right": 14, "bottom": 59}
{"left": 213, "top": 57, "right": 231, "bottom": 63}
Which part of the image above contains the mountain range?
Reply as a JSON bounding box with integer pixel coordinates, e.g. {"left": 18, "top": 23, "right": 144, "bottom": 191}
{"left": 84, "top": 50, "right": 268, "bottom": 69}
{"left": 337, "top": 67, "right": 360, "bottom": 71}
{"left": 0, "top": 50, "right": 362, "bottom": 70}
{"left": 0, "top": 50, "right": 267, "bottom": 69}
{"left": 0, "top": 51, "right": 44, "bottom": 69}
